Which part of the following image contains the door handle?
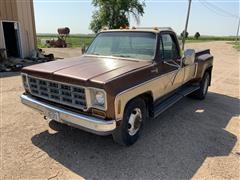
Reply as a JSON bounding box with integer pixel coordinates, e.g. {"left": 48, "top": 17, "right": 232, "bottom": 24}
{"left": 151, "top": 68, "right": 158, "bottom": 73}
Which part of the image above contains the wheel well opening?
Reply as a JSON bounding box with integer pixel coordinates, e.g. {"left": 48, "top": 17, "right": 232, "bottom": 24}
{"left": 139, "top": 92, "right": 154, "bottom": 118}
{"left": 205, "top": 66, "right": 213, "bottom": 86}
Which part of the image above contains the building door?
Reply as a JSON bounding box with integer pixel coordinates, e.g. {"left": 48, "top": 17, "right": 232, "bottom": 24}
{"left": 2, "top": 22, "right": 20, "bottom": 57}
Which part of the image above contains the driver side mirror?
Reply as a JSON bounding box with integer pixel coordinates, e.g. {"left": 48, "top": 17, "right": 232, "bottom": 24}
{"left": 183, "top": 49, "right": 195, "bottom": 65}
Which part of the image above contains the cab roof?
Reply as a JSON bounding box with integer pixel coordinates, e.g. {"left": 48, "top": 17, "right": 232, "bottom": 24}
{"left": 100, "top": 27, "right": 174, "bottom": 33}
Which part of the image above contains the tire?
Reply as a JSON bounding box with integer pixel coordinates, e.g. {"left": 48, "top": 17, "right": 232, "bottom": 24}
{"left": 190, "top": 72, "right": 210, "bottom": 100}
{"left": 48, "top": 120, "right": 67, "bottom": 131}
{"left": 112, "top": 98, "right": 147, "bottom": 146}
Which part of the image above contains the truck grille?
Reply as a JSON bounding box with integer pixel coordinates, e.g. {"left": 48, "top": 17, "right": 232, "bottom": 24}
{"left": 28, "top": 76, "right": 87, "bottom": 110}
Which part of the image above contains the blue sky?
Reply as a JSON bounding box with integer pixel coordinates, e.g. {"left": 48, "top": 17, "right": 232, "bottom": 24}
{"left": 33, "top": 0, "right": 239, "bottom": 36}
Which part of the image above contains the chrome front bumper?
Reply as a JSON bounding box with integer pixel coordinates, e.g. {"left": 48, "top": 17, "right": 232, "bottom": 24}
{"left": 21, "top": 94, "right": 116, "bottom": 135}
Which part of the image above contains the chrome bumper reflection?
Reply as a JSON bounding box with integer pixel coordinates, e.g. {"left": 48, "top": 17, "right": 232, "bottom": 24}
{"left": 21, "top": 95, "right": 116, "bottom": 135}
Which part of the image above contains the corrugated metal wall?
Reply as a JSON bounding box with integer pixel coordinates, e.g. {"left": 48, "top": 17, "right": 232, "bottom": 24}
{"left": 0, "top": 0, "right": 36, "bottom": 58}
{"left": 0, "top": 0, "right": 18, "bottom": 52}
{"left": 0, "top": 0, "right": 18, "bottom": 21}
{"left": 16, "top": 0, "right": 36, "bottom": 57}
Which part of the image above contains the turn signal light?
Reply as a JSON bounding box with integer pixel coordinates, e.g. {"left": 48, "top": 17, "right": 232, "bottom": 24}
{"left": 92, "top": 108, "right": 106, "bottom": 119}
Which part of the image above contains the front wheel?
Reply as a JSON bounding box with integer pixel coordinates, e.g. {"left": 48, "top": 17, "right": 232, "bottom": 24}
{"left": 112, "top": 98, "right": 147, "bottom": 146}
{"left": 189, "top": 72, "right": 210, "bottom": 100}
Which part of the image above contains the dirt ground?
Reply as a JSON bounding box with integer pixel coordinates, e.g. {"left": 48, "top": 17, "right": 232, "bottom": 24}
{"left": 0, "top": 41, "right": 239, "bottom": 179}
{"left": 43, "top": 48, "right": 82, "bottom": 59}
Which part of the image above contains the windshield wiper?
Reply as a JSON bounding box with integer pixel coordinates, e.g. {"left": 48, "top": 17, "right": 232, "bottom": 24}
{"left": 112, "top": 54, "right": 132, "bottom": 58}
{"left": 89, "top": 53, "right": 100, "bottom": 55}
{"left": 87, "top": 53, "right": 135, "bottom": 60}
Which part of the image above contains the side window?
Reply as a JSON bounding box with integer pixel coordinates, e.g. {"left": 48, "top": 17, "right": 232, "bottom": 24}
{"left": 160, "top": 34, "right": 179, "bottom": 60}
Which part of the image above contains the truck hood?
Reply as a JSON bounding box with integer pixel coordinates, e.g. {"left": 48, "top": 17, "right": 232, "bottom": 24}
{"left": 22, "top": 56, "right": 151, "bottom": 84}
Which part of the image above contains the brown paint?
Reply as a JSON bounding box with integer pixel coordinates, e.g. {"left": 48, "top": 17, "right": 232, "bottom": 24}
{"left": 22, "top": 31, "right": 213, "bottom": 120}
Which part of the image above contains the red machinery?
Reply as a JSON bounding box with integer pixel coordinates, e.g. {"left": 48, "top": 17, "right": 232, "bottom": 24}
{"left": 46, "top": 27, "right": 70, "bottom": 48}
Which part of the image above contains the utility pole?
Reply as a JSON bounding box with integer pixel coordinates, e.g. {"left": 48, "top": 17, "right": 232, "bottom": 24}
{"left": 236, "top": 18, "right": 240, "bottom": 42}
{"left": 182, "top": 0, "right": 192, "bottom": 51}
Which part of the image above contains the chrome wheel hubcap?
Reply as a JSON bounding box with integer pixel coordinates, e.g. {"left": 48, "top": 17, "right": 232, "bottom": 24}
{"left": 128, "top": 108, "right": 142, "bottom": 136}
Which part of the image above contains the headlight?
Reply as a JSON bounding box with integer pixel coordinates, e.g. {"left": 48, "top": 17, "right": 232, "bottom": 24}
{"left": 95, "top": 91, "right": 105, "bottom": 105}
{"left": 89, "top": 88, "right": 106, "bottom": 109}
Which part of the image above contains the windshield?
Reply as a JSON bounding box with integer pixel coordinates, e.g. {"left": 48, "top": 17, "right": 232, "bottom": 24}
{"left": 86, "top": 32, "right": 157, "bottom": 61}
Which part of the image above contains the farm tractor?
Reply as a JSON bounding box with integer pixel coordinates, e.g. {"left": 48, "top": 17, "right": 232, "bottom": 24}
{"left": 46, "top": 27, "right": 70, "bottom": 48}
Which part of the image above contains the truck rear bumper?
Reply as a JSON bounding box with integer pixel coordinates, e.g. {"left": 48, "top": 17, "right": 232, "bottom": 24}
{"left": 21, "top": 94, "right": 116, "bottom": 135}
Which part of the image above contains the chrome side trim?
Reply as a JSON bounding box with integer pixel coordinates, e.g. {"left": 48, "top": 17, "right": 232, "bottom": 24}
{"left": 21, "top": 95, "right": 116, "bottom": 135}
{"left": 115, "top": 69, "right": 179, "bottom": 99}
{"left": 114, "top": 69, "right": 179, "bottom": 120}
{"left": 114, "top": 63, "right": 198, "bottom": 120}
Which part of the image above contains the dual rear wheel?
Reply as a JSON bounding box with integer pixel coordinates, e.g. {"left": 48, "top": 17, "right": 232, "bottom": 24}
{"left": 189, "top": 72, "right": 210, "bottom": 99}
{"left": 113, "top": 72, "right": 210, "bottom": 146}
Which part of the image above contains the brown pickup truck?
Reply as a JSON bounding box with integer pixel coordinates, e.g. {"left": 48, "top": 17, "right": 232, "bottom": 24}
{"left": 21, "top": 27, "right": 213, "bottom": 145}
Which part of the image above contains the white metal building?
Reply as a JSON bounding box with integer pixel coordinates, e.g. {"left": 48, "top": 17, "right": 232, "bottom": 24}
{"left": 0, "top": 0, "right": 36, "bottom": 58}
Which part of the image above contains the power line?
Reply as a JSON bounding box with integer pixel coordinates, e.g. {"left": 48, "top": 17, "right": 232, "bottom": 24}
{"left": 199, "top": 1, "right": 229, "bottom": 17}
{"left": 201, "top": 0, "right": 239, "bottom": 18}
{"left": 198, "top": 0, "right": 239, "bottom": 19}
{"left": 198, "top": 0, "right": 240, "bottom": 42}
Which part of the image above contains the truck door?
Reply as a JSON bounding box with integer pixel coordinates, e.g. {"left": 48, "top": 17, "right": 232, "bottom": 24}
{"left": 158, "top": 33, "right": 184, "bottom": 94}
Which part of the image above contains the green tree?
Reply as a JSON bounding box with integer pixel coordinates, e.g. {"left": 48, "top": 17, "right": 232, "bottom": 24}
{"left": 90, "top": 0, "right": 145, "bottom": 33}
{"left": 194, "top": 32, "right": 200, "bottom": 39}
{"left": 181, "top": 30, "right": 189, "bottom": 39}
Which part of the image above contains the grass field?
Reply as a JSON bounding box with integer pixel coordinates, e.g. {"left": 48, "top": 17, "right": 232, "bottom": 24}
{"left": 186, "top": 35, "right": 236, "bottom": 42}
{"left": 37, "top": 34, "right": 95, "bottom": 48}
{"left": 227, "top": 41, "right": 240, "bottom": 51}
{"left": 37, "top": 34, "right": 238, "bottom": 50}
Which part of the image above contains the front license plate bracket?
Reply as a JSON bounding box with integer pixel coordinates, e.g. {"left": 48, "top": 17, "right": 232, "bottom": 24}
{"left": 44, "top": 109, "right": 60, "bottom": 122}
